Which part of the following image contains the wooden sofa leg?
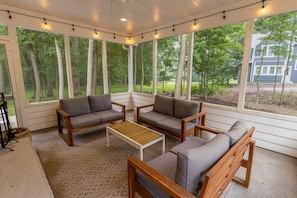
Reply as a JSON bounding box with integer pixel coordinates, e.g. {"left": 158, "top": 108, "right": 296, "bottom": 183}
{"left": 67, "top": 131, "right": 73, "bottom": 146}
{"left": 58, "top": 130, "right": 73, "bottom": 146}
{"left": 233, "top": 140, "right": 255, "bottom": 187}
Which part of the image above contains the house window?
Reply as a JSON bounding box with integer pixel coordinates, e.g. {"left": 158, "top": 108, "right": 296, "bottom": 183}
{"left": 270, "top": 66, "right": 275, "bottom": 74}
{"left": 17, "top": 28, "right": 67, "bottom": 103}
{"left": 256, "top": 67, "right": 261, "bottom": 74}
{"left": 259, "top": 45, "right": 275, "bottom": 57}
{"left": 262, "top": 66, "right": 268, "bottom": 74}
{"left": 277, "top": 66, "right": 283, "bottom": 74}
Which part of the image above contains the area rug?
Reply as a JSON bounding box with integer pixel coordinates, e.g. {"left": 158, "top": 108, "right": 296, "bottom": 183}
{"left": 34, "top": 127, "right": 179, "bottom": 198}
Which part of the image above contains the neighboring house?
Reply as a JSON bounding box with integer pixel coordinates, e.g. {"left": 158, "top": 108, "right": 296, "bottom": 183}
{"left": 247, "top": 33, "right": 297, "bottom": 83}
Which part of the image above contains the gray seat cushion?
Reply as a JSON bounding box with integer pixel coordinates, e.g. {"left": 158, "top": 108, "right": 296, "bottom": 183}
{"left": 139, "top": 111, "right": 171, "bottom": 125}
{"left": 60, "top": 96, "right": 91, "bottom": 116}
{"left": 70, "top": 114, "right": 101, "bottom": 129}
{"left": 175, "top": 134, "right": 230, "bottom": 195}
{"left": 93, "top": 110, "right": 123, "bottom": 122}
{"left": 157, "top": 117, "right": 196, "bottom": 134}
{"left": 226, "top": 121, "right": 249, "bottom": 146}
{"left": 88, "top": 94, "right": 112, "bottom": 113}
{"left": 170, "top": 136, "right": 207, "bottom": 154}
{"left": 137, "top": 152, "right": 177, "bottom": 198}
{"left": 153, "top": 95, "right": 174, "bottom": 116}
{"left": 174, "top": 99, "right": 199, "bottom": 123}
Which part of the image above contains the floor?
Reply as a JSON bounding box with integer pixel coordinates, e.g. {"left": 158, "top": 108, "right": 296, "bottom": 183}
{"left": 225, "top": 146, "right": 297, "bottom": 198}
{"left": 31, "top": 111, "right": 297, "bottom": 198}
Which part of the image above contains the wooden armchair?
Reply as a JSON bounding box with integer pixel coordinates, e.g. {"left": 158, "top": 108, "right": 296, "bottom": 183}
{"left": 128, "top": 122, "right": 255, "bottom": 198}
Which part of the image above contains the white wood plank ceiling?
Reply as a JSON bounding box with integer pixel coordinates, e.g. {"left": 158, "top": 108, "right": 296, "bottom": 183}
{"left": 0, "top": 0, "right": 260, "bottom": 35}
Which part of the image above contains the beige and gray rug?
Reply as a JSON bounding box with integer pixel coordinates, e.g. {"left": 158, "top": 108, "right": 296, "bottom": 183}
{"left": 33, "top": 126, "right": 179, "bottom": 198}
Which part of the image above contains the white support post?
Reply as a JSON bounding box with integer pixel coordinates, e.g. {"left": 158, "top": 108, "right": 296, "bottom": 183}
{"left": 237, "top": 20, "right": 253, "bottom": 110}
{"left": 152, "top": 40, "right": 158, "bottom": 96}
{"left": 86, "top": 39, "right": 94, "bottom": 96}
{"left": 128, "top": 45, "right": 133, "bottom": 93}
{"left": 64, "top": 35, "right": 74, "bottom": 98}
{"left": 102, "top": 41, "right": 109, "bottom": 94}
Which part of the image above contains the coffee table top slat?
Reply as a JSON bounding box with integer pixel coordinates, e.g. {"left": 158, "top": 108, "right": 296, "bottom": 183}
{"left": 108, "top": 121, "right": 163, "bottom": 145}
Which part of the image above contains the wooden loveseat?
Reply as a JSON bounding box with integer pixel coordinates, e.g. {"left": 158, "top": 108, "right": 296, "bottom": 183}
{"left": 56, "top": 94, "right": 125, "bottom": 146}
{"left": 136, "top": 95, "right": 205, "bottom": 142}
{"left": 128, "top": 121, "right": 255, "bottom": 198}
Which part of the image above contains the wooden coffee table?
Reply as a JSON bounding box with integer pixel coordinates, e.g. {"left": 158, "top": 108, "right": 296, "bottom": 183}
{"left": 106, "top": 121, "right": 165, "bottom": 160}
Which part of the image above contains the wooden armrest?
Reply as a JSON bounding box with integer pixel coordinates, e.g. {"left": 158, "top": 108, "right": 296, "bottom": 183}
{"left": 112, "top": 101, "right": 126, "bottom": 120}
{"left": 128, "top": 156, "right": 196, "bottom": 198}
{"left": 182, "top": 112, "right": 206, "bottom": 123}
{"left": 195, "top": 124, "right": 225, "bottom": 135}
{"left": 137, "top": 104, "right": 154, "bottom": 109}
{"left": 56, "top": 108, "right": 70, "bottom": 118}
{"left": 112, "top": 101, "right": 125, "bottom": 108}
{"left": 136, "top": 104, "right": 154, "bottom": 124}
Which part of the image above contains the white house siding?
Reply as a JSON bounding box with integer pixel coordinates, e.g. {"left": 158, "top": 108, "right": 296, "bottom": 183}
{"left": 131, "top": 94, "right": 297, "bottom": 158}
{"left": 21, "top": 102, "right": 59, "bottom": 131}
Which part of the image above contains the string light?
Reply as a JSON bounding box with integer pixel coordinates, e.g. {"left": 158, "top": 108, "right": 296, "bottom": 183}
{"left": 0, "top": 0, "right": 269, "bottom": 41}
{"left": 222, "top": 11, "right": 226, "bottom": 19}
{"left": 94, "top": 29, "right": 98, "bottom": 37}
{"left": 193, "top": 19, "right": 197, "bottom": 29}
{"left": 43, "top": 18, "right": 48, "bottom": 29}
{"left": 261, "top": 0, "right": 266, "bottom": 13}
{"left": 154, "top": 30, "right": 158, "bottom": 38}
{"left": 7, "top": 10, "right": 12, "bottom": 19}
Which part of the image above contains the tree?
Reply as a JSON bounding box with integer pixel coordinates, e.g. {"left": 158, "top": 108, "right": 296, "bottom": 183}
{"left": 54, "top": 35, "right": 64, "bottom": 99}
{"left": 106, "top": 42, "right": 128, "bottom": 93}
{"left": 193, "top": 23, "right": 245, "bottom": 101}
{"left": 158, "top": 36, "right": 179, "bottom": 94}
{"left": 174, "top": 34, "right": 187, "bottom": 98}
{"left": 134, "top": 41, "right": 153, "bottom": 93}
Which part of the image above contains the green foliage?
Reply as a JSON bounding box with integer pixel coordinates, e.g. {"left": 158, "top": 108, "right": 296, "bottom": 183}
{"left": 107, "top": 42, "right": 128, "bottom": 93}
{"left": 17, "top": 28, "right": 67, "bottom": 101}
{"left": 134, "top": 41, "right": 153, "bottom": 87}
{"left": 157, "top": 36, "right": 180, "bottom": 85}
{"left": 0, "top": 24, "right": 8, "bottom": 35}
{"left": 192, "top": 22, "right": 245, "bottom": 98}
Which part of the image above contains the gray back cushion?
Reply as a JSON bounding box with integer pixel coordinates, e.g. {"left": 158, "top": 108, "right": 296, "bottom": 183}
{"left": 175, "top": 134, "right": 230, "bottom": 195}
{"left": 88, "top": 94, "right": 112, "bottom": 113}
{"left": 174, "top": 99, "right": 199, "bottom": 122}
{"left": 226, "top": 121, "right": 249, "bottom": 146}
{"left": 60, "top": 96, "right": 91, "bottom": 116}
{"left": 153, "top": 95, "right": 174, "bottom": 116}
